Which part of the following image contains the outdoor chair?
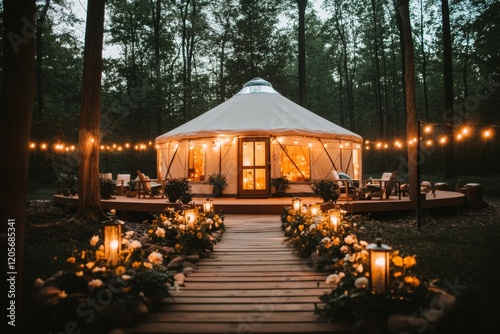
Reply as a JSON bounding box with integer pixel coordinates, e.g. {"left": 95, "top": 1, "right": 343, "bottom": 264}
{"left": 364, "top": 171, "right": 402, "bottom": 200}
{"left": 115, "top": 174, "right": 131, "bottom": 195}
{"left": 136, "top": 170, "right": 163, "bottom": 198}
{"left": 332, "top": 171, "right": 358, "bottom": 200}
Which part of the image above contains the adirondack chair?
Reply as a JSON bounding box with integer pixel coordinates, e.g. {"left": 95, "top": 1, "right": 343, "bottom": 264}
{"left": 136, "top": 170, "right": 163, "bottom": 198}
{"left": 115, "top": 174, "right": 131, "bottom": 195}
{"left": 364, "top": 171, "right": 402, "bottom": 200}
{"left": 332, "top": 171, "right": 358, "bottom": 200}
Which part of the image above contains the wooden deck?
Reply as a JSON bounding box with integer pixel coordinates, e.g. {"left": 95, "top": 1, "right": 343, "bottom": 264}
{"left": 53, "top": 190, "right": 465, "bottom": 215}
{"left": 130, "top": 215, "right": 350, "bottom": 334}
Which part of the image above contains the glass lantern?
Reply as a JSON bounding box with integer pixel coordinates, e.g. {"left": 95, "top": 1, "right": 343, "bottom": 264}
{"left": 203, "top": 198, "right": 214, "bottom": 213}
{"left": 102, "top": 217, "right": 124, "bottom": 266}
{"left": 292, "top": 197, "right": 302, "bottom": 211}
{"left": 328, "top": 208, "right": 341, "bottom": 232}
{"left": 367, "top": 238, "right": 391, "bottom": 295}
{"left": 184, "top": 206, "right": 198, "bottom": 225}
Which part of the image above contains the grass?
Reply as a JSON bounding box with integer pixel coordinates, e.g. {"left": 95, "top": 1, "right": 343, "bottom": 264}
{"left": 356, "top": 199, "right": 500, "bottom": 333}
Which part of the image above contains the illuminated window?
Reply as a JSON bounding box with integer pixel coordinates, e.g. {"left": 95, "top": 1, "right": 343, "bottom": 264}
{"left": 242, "top": 141, "right": 266, "bottom": 190}
{"left": 280, "top": 145, "right": 310, "bottom": 182}
{"left": 188, "top": 144, "right": 205, "bottom": 181}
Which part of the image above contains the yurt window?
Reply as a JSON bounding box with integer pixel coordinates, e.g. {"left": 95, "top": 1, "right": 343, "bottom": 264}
{"left": 188, "top": 143, "right": 205, "bottom": 181}
{"left": 280, "top": 145, "right": 310, "bottom": 182}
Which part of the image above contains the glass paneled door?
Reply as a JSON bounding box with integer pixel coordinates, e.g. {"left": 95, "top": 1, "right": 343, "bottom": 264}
{"left": 238, "top": 138, "right": 270, "bottom": 196}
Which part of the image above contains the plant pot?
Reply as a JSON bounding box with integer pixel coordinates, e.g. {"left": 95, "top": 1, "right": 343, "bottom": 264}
{"left": 100, "top": 189, "right": 114, "bottom": 200}
{"left": 167, "top": 193, "right": 180, "bottom": 203}
{"left": 212, "top": 186, "right": 222, "bottom": 198}
{"left": 62, "top": 188, "right": 71, "bottom": 197}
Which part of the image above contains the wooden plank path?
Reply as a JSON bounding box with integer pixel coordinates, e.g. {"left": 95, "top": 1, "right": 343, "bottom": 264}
{"left": 131, "top": 214, "right": 349, "bottom": 334}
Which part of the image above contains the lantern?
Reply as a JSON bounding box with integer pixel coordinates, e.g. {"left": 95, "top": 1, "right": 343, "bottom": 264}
{"left": 309, "top": 204, "right": 321, "bottom": 216}
{"left": 367, "top": 238, "right": 391, "bottom": 295}
{"left": 184, "top": 207, "right": 198, "bottom": 225}
{"left": 328, "top": 208, "right": 341, "bottom": 232}
{"left": 292, "top": 197, "right": 302, "bottom": 211}
{"left": 102, "top": 217, "right": 124, "bottom": 266}
{"left": 203, "top": 198, "right": 214, "bottom": 213}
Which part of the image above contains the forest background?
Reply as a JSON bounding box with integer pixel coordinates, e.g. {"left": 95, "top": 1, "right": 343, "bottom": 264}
{"left": 1, "top": 0, "right": 498, "bottom": 192}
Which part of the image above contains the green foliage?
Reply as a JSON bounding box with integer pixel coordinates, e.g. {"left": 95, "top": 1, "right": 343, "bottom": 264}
{"left": 311, "top": 179, "right": 340, "bottom": 202}
{"left": 271, "top": 176, "right": 290, "bottom": 192}
{"left": 208, "top": 173, "right": 228, "bottom": 189}
{"left": 165, "top": 178, "right": 192, "bottom": 203}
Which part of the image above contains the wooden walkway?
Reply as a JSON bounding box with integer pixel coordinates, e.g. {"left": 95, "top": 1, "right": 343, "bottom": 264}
{"left": 131, "top": 215, "right": 350, "bottom": 334}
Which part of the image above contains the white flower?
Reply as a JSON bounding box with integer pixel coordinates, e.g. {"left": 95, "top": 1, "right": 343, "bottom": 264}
{"left": 122, "top": 238, "right": 130, "bottom": 246}
{"left": 155, "top": 227, "right": 166, "bottom": 238}
{"left": 359, "top": 240, "right": 368, "bottom": 247}
{"left": 34, "top": 278, "right": 45, "bottom": 289}
{"left": 92, "top": 266, "right": 107, "bottom": 273}
{"left": 110, "top": 209, "right": 116, "bottom": 216}
{"left": 344, "top": 235, "right": 355, "bottom": 244}
{"left": 340, "top": 245, "right": 349, "bottom": 253}
{"left": 90, "top": 235, "right": 99, "bottom": 247}
{"left": 326, "top": 274, "right": 342, "bottom": 288}
{"left": 130, "top": 240, "right": 142, "bottom": 249}
{"left": 321, "top": 237, "right": 331, "bottom": 244}
{"left": 162, "top": 220, "right": 171, "bottom": 227}
{"left": 206, "top": 218, "right": 213, "bottom": 224}
{"left": 88, "top": 279, "right": 103, "bottom": 290}
{"left": 309, "top": 224, "right": 317, "bottom": 230}
{"left": 125, "top": 231, "right": 135, "bottom": 239}
{"left": 355, "top": 277, "right": 369, "bottom": 289}
{"left": 148, "top": 251, "right": 163, "bottom": 265}
{"left": 122, "top": 275, "right": 131, "bottom": 280}
{"left": 178, "top": 224, "right": 186, "bottom": 231}
{"left": 338, "top": 272, "right": 345, "bottom": 278}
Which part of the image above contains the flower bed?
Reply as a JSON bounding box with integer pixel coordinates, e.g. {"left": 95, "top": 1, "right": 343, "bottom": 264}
{"left": 280, "top": 205, "right": 457, "bottom": 331}
{"left": 32, "top": 206, "right": 224, "bottom": 333}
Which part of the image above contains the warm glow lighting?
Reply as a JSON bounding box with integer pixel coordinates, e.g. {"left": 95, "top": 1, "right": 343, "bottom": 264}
{"left": 292, "top": 197, "right": 302, "bottom": 211}
{"left": 424, "top": 125, "right": 432, "bottom": 133}
{"left": 203, "top": 199, "right": 214, "bottom": 213}
{"left": 425, "top": 139, "right": 433, "bottom": 146}
{"left": 367, "top": 238, "right": 391, "bottom": 295}
{"left": 483, "top": 129, "right": 493, "bottom": 139}
{"left": 103, "top": 218, "right": 124, "bottom": 266}
{"left": 456, "top": 133, "right": 463, "bottom": 140}
{"left": 439, "top": 136, "right": 447, "bottom": 144}
{"left": 309, "top": 204, "right": 321, "bottom": 216}
{"left": 328, "top": 208, "right": 341, "bottom": 232}
{"left": 184, "top": 207, "right": 197, "bottom": 225}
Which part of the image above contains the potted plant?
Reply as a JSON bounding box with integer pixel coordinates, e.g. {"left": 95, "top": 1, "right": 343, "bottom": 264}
{"left": 100, "top": 177, "right": 116, "bottom": 199}
{"left": 208, "top": 173, "right": 228, "bottom": 197}
{"left": 271, "top": 176, "right": 290, "bottom": 196}
{"left": 311, "top": 179, "right": 340, "bottom": 202}
{"left": 57, "top": 173, "right": 78, "bottom": 196}
{"left": 125, "top": 180, "right": 138, "bottom": 197}
{"left": 165, "top": 178, "right": 192, "bottom": 203}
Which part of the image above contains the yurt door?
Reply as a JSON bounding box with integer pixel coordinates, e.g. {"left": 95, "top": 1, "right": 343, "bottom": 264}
{"left": 238, "top": 138, "right": 270, "bottom": 197}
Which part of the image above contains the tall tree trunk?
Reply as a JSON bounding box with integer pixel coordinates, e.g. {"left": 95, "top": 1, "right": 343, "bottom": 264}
{"left": 371, "top": 0, "right": 384, "bottom": 138}
{"left": 35, "top": 0, "right": 51, "bottom": 117}
{"left": 151, "top": 0, "right": 162, "bottom": 134}
{"left": 297, "top": 0, "right": 307, "bottom": 107}
{"left": 420, "top": 0, "right": 430, "bottom": 121}
{"left": 338, "top": 61, "right": 345, "bottom": 126}
{"left": 394, "top": 0, "right": 418, "bottom": 204}
{"left": 1, "top": 1, "right": 36, "bottom": 332}
{"left": 77, "top": 0, "right": 107, "bottom": 223}
{"left": 442, "top": 0, "right": 454, "bottom": 177}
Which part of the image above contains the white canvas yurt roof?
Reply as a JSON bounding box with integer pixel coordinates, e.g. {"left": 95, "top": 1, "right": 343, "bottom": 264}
{"left": 156, "top": 77, "right": 362, "bottom": 143}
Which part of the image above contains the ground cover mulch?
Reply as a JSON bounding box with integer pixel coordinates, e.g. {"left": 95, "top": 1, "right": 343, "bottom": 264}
{"left": 22, "top": 197, "right": 500, "bottom": 334}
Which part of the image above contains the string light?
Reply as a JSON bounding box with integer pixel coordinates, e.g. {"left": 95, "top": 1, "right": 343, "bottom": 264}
{"left": 27, "top": 123, "right": 498, "bottom": 153}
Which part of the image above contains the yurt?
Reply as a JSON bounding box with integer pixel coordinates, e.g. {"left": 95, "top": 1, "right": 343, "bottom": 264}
{"left": 156, "top": 78, "right": 363, "bottom": 197}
